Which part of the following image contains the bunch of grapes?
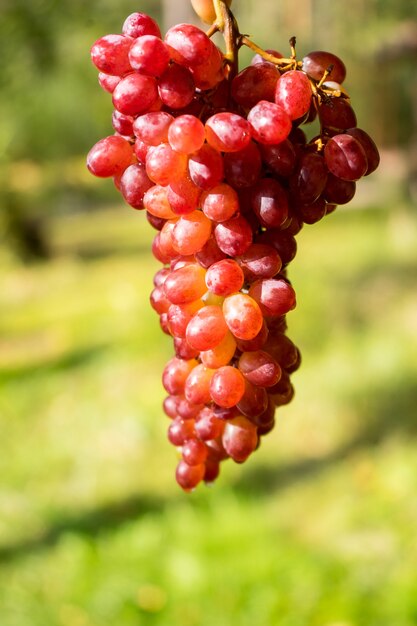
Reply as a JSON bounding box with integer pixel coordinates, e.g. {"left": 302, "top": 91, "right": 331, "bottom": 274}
{"left": 87, "top": 1, "right": 379, "bottom": 490}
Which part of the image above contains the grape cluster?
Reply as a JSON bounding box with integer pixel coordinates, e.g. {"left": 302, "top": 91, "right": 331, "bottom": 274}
{"left": 87, "top": 7, "right": 379, "bottom": 490}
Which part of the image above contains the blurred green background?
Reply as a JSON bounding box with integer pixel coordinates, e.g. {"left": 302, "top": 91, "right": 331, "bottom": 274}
{"left": 1, "top": 1, "right": 417, "bottom": 625}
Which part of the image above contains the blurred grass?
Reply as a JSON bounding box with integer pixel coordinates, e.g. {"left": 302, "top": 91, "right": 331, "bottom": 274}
{"left": 0, "top": 198, "right": 417, "bottom": 625}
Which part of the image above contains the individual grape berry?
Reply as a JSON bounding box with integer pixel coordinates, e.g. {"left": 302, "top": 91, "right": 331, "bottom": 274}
{"left": 289, "top": 152, "right": 328, "bottom": 204}
{"left": 158, "top": 63, "right": 195, "bottom": 109}
{"left": 190, "top": 44, "right": 225, "bottom": 90}
{"left": 119, "top": 163, "right": 153, "bottom": 209}
{"left": 176, "top": 459, "right": 206, "bottom": 491}
{"left": 318, "top": 98, "right": 357, "bottom": 132}
{"left": 201, "top": 183, "right": 239, "bottom": 222}
{"left": 164, "top": 263, "right": 207, "bottom": 305}
{"left": 195, "top": 407, "right": 225, "bottom": 441}
{"left": 162, "top": 357, "right": 198, "bottom": 396}
{"left": 223, "top": 293, "right": 263, "bottom": 340}
{"left": 236, "top": 244, "right": 282, "bottom": 281}
{"left": 260, "top": 139, "right": 296, "bottom": 178}
{"left": 323, "top": 174, "right": 356, "bottom": 204}
{"left": 171, "top": 211, "right": 212, "bottom": 256}
{"left": 274, "top": 70, "right": 312, "bottom": 120}
{"left": 205, "top": 112, "right": 252, "bottom": 153}
{"left": 251, "top": 178, "right": 289, "bottom": 228}
{"left": 195, "top": 236, "right": 227, "bottom": 268}
{"left": 249, "top": 278, "right": 296, "bottom": 317}
{"left": 112, "top": 73, "right": 158, "bottom": 116}
{"left": 133, "top": 112, "right": 174, "bottom": 146}
{"left": 247, "top": 100, "right": 292, "bottom": 145}
{"left": 214, "top": 215, "right": 253, "bottom": 256}
{"left": 238, "top": 350, "right": 282, "bottom": 387}
{"left": 168, "top": 115, "right": 206, "bottom": 154}
{"left": 167, "top": 299, "right": 204, "bottom": 338}
{"left": 302, "top": 50, "right": 347, "bottom": 83}
{"left": 167, "top": 176, "right": 202, "bottom": 215}
{"left": 128, "top": 35, "right": 170, "bottom": 76}
{"left": 324, "top": 134, "right": 368, "bottom": 181}
{"left": 210, "top": 366, "right": 246, "bottom": 408}
{"left": 185, "top": 305, "right": 229, "bottom": 351}
{"left": 87, "top": 136, "right": 133, "bottom": 178}
{"left": 182, "top": 439, "right": 209, "bottom": 466}
{"left": 184, "top": 364, "right": 214, "bottom": 405}
{"left": 143, "top": 185, "right": 177, "bottom": 220}
{"left": 165, "top": 23, "right": 214, "bottom": 67}
{"left": 222, "top": 416, "right": 258, "bottom": 463}
{"left": 237, "top": 379, "right": 269, "bottom": 418}
{"left": 122, "top": 12, "right": 162, "bottom": 39}
{"left": 112, "top": 110, "right": 134, "bottom": 137}
{"left": 168, "top": 418, "right": 195, "bottom": 446}
{"left": 90, "top": 34, "right": 133, "bottom": 76}
{"left": 251, "top": 48, "right": 283, "bottom": 66}
{"left": 346, "top": 128, "right": 380, "bottom": 175}
{"left": 205, "top": 259, "right": 244, "bottom": 297}
{"left": 146, "top": 143, "right": 188, "bottom": 186}
{"left": 188, "top": 144, "right": 224, "bottom": 190}
{"left": 231, "top": 64, "right": 279, "bottom": 108}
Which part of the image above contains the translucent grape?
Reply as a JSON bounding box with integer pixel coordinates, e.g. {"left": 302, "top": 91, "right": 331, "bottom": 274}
{"left": 168, "top": 115, "right": 206, "bottom": 154}
{"left": 205, "top": 259, "right": 244, "bottom": 297}
{"left": 112, "top": 73, "right": 158, "bottom": 116}
{"left": 119, "top": 163, "right": 153, "bottom": 209}
{"left": 247, "top": 100, "right": 292, "bottom": 145}
{"left": 133, "top": 111, "right": 174, "bottom": 146}
{"left": 201, "top": 183, "right": 239, "bottom": 222}
{"left": 128, "top": 35, "right": 170, "bottom": 76}
{"left": 274, "top": 70, "right": 312, "bottom": 120}
{"left": 122, "top": 12, "right": 161, "bottom": 39}
{"left": 223, "top": 293, "right": 263, "bottom": 340}
{"left": 210, "top": 366, "right": 246, "bottom": 408}
{"left": 222, "top": 416, "right": 258, "bottom": 463}
{"left": 176, "top": 459, "right": 205, "bottom": 491}
{"left": 87, "top": 135, "right": 133, "bottom": 178}
{"left": 185, "top": 305, "right": 229, "bottom": 351}
{"left": 205, "top": 112, "right": 252, "bottom": 153}
{"left": 214, "top": 215, "right": 253, "bottom": 256}
{"left": 164, "top": 263, "right": 207, "bottom": 305}
{"left": 172, "top": 211, "right": 212, "bottom": 256}
{"left": 90, "top": 34, "right": 133, "bottom": 76}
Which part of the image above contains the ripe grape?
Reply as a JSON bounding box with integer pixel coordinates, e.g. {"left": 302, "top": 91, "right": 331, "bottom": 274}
{"left": 248, "top": 100, "right": 292, "bottom": 145}
{"left": 274, "top": 70, "right": 312, "bottom": 121}
{"left": 90, "top": 34, "right": 133, "bottom": 76}
{"left": 87, "top": 136, "right": 133, "bottom": 178}
{"left": 302, "top": 50, "right": 347, "bottom": 83}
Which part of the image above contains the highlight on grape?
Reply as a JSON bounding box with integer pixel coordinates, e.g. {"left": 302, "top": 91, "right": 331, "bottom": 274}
{"left": 87, "top": 0, "right": 380, "bottom": 491}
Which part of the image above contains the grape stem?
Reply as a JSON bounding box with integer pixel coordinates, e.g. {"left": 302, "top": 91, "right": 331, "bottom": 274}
{"left": 212, "top": 0, "right": 240, "bottom": 79}
{"left": 209, "top": 2, "right": 302, "bottom": 73}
